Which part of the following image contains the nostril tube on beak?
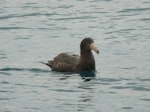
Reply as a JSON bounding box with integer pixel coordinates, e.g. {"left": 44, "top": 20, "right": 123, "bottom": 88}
{"left": 90, "top": 43, "right": 100, "bottom": 54}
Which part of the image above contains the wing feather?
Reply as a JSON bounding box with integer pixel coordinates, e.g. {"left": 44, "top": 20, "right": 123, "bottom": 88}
{"left": 51, "top": 53, "right": 79, "bottom": 72}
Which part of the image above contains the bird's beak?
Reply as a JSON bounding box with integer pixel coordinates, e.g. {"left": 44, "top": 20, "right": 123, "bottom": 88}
{"left": 90, "top": 43, "right": 100, "bottom": 54}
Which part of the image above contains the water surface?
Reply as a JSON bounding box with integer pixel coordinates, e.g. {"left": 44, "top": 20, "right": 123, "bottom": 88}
{"left": 0, "top": 0, "right": 150, "bottom": 112}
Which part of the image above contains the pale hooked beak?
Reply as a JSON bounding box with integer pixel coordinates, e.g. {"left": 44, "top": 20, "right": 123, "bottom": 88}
{"left": 90, "top": 43, "right": 100, "bottom": 54}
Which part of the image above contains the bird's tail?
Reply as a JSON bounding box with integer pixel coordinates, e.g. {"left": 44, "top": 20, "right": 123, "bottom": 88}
{"left": 40, "top": 60, "right": 53, "bottom": 68}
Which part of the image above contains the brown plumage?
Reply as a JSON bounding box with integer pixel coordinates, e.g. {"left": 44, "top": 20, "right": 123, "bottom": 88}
{"left": 44, "top": 38, "right": 99, "bottom": 72}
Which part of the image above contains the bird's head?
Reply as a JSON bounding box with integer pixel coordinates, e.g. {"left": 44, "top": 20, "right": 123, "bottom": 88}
{"left": 80, "top": 38, "right": 99, "bottom": 54}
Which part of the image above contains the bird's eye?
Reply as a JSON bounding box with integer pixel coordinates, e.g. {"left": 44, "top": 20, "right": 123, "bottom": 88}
{"left": 86, "top": 42, "right": 90, "bottom": 45}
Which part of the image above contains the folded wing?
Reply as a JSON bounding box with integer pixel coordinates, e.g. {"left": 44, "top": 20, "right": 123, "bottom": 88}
{"left": 48, "top": 53, "right": 79, "bottom": 72}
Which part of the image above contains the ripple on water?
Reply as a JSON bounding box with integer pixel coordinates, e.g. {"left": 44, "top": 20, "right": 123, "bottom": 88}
{"left": 111, "top": 85, "right": 150, "bottom": 92}
{"left": 50, "top": 88, "right": 81, "bottom": 93}
{"left": 14, "top": 37, "right": 30, "bottom": 40}
{"left": 140, "top": 18, "right": 150, "bottom": 21}
{"left": 0, "top": 26, "right": 33, "bottom": 30}
{"left": 138, "top": 78, "right": 150, "bottom": 82}
{"left": 0, "top": 81, "right": 9, "bottom": 84}
{"left": 0, "top": 72, "right": 12, "bottom": 75}
{"left": 97, "top": 78, "right": 121, "bottom": 82}
{"left": 125, "top": 7, "right": 150, "bottom": 12}
{"left": 140, "top": 99, "right": 150, "bottom": 102}
{"left": 0, "top": 67, "right": 50, "bottom": 73}
{"left": 132, "top": 86, "right": 150, "bottom": 91}
{"left": 0, "top": 56, "right": 7, "bottom": 59}
{"left": 121, "top": 107, "right": 133, "bottom": 110}
{"left": 0, "top": 90, "right": 14, "bottom": 93}
{"left": 0, "top": 53, "right": 7, "bottom": 59}
{"left": 0, "top": 98, "right": 11, "bottom": 101}
{"left": 0, "top": 12, "right": 58, "bottom": 20}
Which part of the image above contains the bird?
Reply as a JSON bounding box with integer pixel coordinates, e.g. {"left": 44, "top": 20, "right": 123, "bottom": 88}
{"left": 43, "top": 38, "right": 99, "bottom": 72}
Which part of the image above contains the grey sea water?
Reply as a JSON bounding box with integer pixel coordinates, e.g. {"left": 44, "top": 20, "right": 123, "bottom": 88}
{"left": 0, "top": 0, "right": 150, "bottom": 112}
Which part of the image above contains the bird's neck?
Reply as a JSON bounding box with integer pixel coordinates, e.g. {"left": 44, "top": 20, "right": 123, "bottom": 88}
{"left": 76, "top": 50, "right": 96, "bottom": 71}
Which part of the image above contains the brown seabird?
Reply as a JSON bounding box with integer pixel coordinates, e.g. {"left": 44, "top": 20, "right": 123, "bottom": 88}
{"left": 44, "top": 38, "right": 99, "bottom": 72}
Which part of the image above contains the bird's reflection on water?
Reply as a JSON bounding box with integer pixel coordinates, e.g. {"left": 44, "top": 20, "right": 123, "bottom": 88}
{"left": 79, "top": 71, "right": 96, "bottom": 82}
{"left": 58, "top": 71, "right": 96, "bottom": 81}
{"left": 77, "top": 73, "right": 96, "bottom": 111}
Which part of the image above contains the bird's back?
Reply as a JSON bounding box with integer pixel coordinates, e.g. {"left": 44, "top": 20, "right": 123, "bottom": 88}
{"left": 48, "top": 53, "right": 79, "bottom": 72}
